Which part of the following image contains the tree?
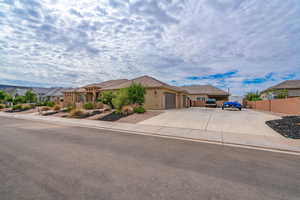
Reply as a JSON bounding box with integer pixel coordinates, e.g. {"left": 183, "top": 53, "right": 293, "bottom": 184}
{"left": 275, "top": 89, "right": 288, "bottom": 99}
{"left": 0, "top": 90, "right": 6, "bottom": 103}
{"left": 245, "top": 91, "right": 262, "bottom": 101}
{"left": 5, "top": 93, "right": 13, "bottom": 102}
{"left": 0, "top": 90, "right": 13, "bottom": 103}
{"left": 13, "top": 96, "right": 26, "bottom": 104}
{"left": 112, "top": 88, "right": 129, "bottom": 113}
{"left": 127, "top": 83, "right": 146, "bottom": 105}
{"left": 99, "top": 91, "right": 115, "bottom": 108}
{"left": 25, "top": 90, "right": 37, "bottom": 103}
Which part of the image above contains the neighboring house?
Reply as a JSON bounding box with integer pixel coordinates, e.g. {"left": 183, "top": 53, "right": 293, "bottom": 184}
{"left": 3, "top": 88, "right": 29, "bottom": 97}
{"left": 1, "top": 84, "right": 68, "bottom": 102}
{"left": 181, "top": 85, "right": 229, "bottom": 107}
{"left": 261, "top": 80, "right": 300, "bottom": 100}
{"left": 63, "top": 75, "right": 190, "bottom": 109}
{"left": 42, "top": 88, "right": 70, "bottom": 103}
{"left": 32, "top": 88, "right": 54, "bottom": 102}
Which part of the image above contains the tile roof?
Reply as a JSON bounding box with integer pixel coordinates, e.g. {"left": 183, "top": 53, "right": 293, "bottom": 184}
{"left": 44, "top": 88, "right": 69, "bottom": 97}
{"left": 63, "top": 88, "right": 85, "bottom": 93}
{"left": 181, "top": 85, "right": 229, "bottom": 96}
{"left": 103, "top": 75, "right": 186, "bottom": 92}
{"left": 84, "top": 79, "right": 129, "bottom": 88}
{"left": 265, "top": 80, "right": 300, "bottom": 91}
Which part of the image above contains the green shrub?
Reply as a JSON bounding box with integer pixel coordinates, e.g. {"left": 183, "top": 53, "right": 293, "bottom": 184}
{"left": 275, "top": 89, "right": 288, "bottom": 99}
{"left": 0, "top": 90, "right": 13, "bottom": 104}
{"left": 27, "top": 104, "right": 36, "bottom": 109}
{"left": 134, "top": 106, "right": 145, "bottom": 114}
{"left": 98, "top": 91, "right": 115, "bottom": 108}
{"left": 36, "top": 102, "right": 43, "bottom": 106}
{"left": 22, "top": 105, "right": 32, "bottom": 110}
{"left": 245, "top": 91, "right": 262, "bottom": 101}
{"left": 112, "top": 88, "right": 129, "bottom": 113}
{"left": 13, "top": 96, "right": 26, "bottom": 105}
{"left": 37, "top": 102, "right": 50, "bottom": 106}
{"left": 128, "top": 83, "right": 146, "bottom": 105}
{"left": 0, "top": 90, "right": 6, "bottom": 103}
{"left": 84, "top": 102, "right": 94, "bottom": 110}
{"left": 0, "top": 104, "right": 5, "bottom": 109}
{"left": 66, "top": 104, "right": 76, "bottom": 112}
{"left": 4, "top": 94, "right": 13, "bottom": 103}
{"left": 12, "top": 104, "right": 23, "bottom": 110}
{"left": 46, "top": 101, "right": 55, "bottom": 107}
{"left": 25, "top": 90, "right": 37, "bottom": 103}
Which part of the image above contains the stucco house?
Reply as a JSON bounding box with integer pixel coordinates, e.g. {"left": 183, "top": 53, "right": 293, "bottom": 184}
{"left": 41, "top": 88, "right": 71, "bottom": 103}
{"left": 260, "top": 80, "right": 300, "bottom": 99}
{"left": 4, "top": 88, "right": 28, "bottom": 98}
{"left": 63, "top": 76, "right": 190, "bottom": 109}
{"left": 181, "top": 85, "right": 230, "bottom": 107}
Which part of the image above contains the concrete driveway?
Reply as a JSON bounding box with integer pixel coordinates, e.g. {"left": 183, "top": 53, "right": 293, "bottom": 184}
{"left": 139, "top": 108, "right": 281, "bottom": 137}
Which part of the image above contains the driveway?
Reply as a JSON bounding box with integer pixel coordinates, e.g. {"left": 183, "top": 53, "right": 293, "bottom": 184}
{"left": 139, "top": 108, "right": 281, "bottom": 137}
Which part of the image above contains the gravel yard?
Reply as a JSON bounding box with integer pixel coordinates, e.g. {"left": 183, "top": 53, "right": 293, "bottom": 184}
{"left": 266, "top": 116, "right": 300, "bottom": 139}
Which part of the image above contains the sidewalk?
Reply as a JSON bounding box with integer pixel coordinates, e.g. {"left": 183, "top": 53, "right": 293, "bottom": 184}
{"left": 0, "top": 112, "right": 300, "bottom": 155}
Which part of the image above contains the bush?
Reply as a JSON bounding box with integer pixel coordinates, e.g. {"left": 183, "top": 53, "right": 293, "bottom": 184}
{"left": 95, "top": 102, "right": 104, "bottom": 109}
{"left": 46, "top": 101, "right": 55, "bottom": 107}
{"left": 112, "top": 88, "right": 129, "bottom": 113}
{"left": 0, "top": 104, "right": 5, "bottom": 109}
{"left": 84, "top": 102, "right": 94, "bottom": 110}
{"left": 122, "top": 105, "right": 134, "bottom": 115}
{"left": 66, "top": 104, "right": 76, "bottom": 112}
{"left": 275, "top": 89, "right": 288, "bottom": 99}
{"left": 245, "top": 91, "right": 262, "bottom": 101}
{"left": 134, "top": 106, "right": 145, "bottom": 114}
{"left": 13, "top": 96, "right": 26, "bottom": 105}
{"left": 25, "top": 90, "right": 37, "bottom": 103}
{"left": 36, "top": 102, "right": 44, "bottom": 106}
{"left": 40, "top": 106, "right": 50, "bottom": 111}
{"left": 22, "top": 105, "right": 32, "bottom": 110}
{"left": 69, "top": 109, "right": 84, "bottom": 117}
{"left": 128, "top": 83, "right": 146, "bottom": 105}
{"left": 12, "top": 104, "right": 23, "bottom": 110}
{"left": 0, "top": 90, "right": 13, "bottom": 104}
{"left": 53, "top": 105, "right": 61, "bottom": 111}
{"left": 27, "top": 104, "right": 36, "bottom": 109}
{"left": 0, "top": 90, "right": 6, "bottom": 103}
{"left": 99, "top": 91, "right": 115, "bottom": 108}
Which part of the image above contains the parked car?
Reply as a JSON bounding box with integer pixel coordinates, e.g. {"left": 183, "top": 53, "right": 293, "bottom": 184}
{"left": 205, "top": 98, "right": 217, "bottom": 108}
{"left": 222, "top": 101, "right": 242, "bottom": 110}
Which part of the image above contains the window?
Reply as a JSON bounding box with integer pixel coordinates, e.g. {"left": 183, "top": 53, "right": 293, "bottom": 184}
{"left": 196, "top": 97, "right": 206, "bottom": 101}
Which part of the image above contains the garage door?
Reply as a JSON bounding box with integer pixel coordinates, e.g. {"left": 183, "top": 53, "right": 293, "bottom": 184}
{"left": 165, "top": 93, "right": 176, "bottom": 109}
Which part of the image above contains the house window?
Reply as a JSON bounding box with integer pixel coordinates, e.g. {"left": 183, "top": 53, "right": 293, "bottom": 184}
{"left": 196, "top": 97, "right": 206, "bottom": 101}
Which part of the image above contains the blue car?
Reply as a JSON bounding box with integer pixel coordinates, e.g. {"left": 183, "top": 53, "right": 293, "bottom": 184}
{"left": 222, "top": 101, "right": 242, "bottom": 110}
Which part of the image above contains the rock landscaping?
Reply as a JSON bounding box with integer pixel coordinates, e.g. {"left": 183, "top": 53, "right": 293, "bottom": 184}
{"left": 266, "top": 116, "right": 300, "bottom": 139}
{"left": 99, "top": 112, "right": 131, "bottom": 121}
{"left": 68, "top": 109, "right": 104, "bottom": 119}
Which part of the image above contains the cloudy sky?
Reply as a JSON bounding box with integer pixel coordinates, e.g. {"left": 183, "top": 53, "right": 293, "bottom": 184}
{"left": 0, "top": 0, "right": 300, "bottom": 95}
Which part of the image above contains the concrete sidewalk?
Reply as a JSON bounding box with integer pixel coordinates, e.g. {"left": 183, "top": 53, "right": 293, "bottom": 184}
{"left": 0, "top": 112, "right": 300, "bottom": 155}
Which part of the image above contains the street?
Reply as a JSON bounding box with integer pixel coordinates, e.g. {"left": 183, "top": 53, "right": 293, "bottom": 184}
{"left": 0, "top": 117, "right": 300, "bottom": 200}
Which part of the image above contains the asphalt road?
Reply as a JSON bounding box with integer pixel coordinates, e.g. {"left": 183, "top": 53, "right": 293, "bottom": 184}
{"left": 0, "top": 117, "right": 300, "bottom": 200}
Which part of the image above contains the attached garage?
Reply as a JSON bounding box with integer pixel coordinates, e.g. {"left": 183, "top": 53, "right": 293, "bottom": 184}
{"left": 165, "top": 92, "right": 176, "bottom": 109}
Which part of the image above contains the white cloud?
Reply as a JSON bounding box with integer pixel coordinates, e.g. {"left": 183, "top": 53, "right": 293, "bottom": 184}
{"left": 0, "top": 0, "right": 299, "bottom": 94}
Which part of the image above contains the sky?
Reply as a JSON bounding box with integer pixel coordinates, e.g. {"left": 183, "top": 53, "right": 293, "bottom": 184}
{"left": 0, "top": 0, "right": 300, "bottom": 95}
